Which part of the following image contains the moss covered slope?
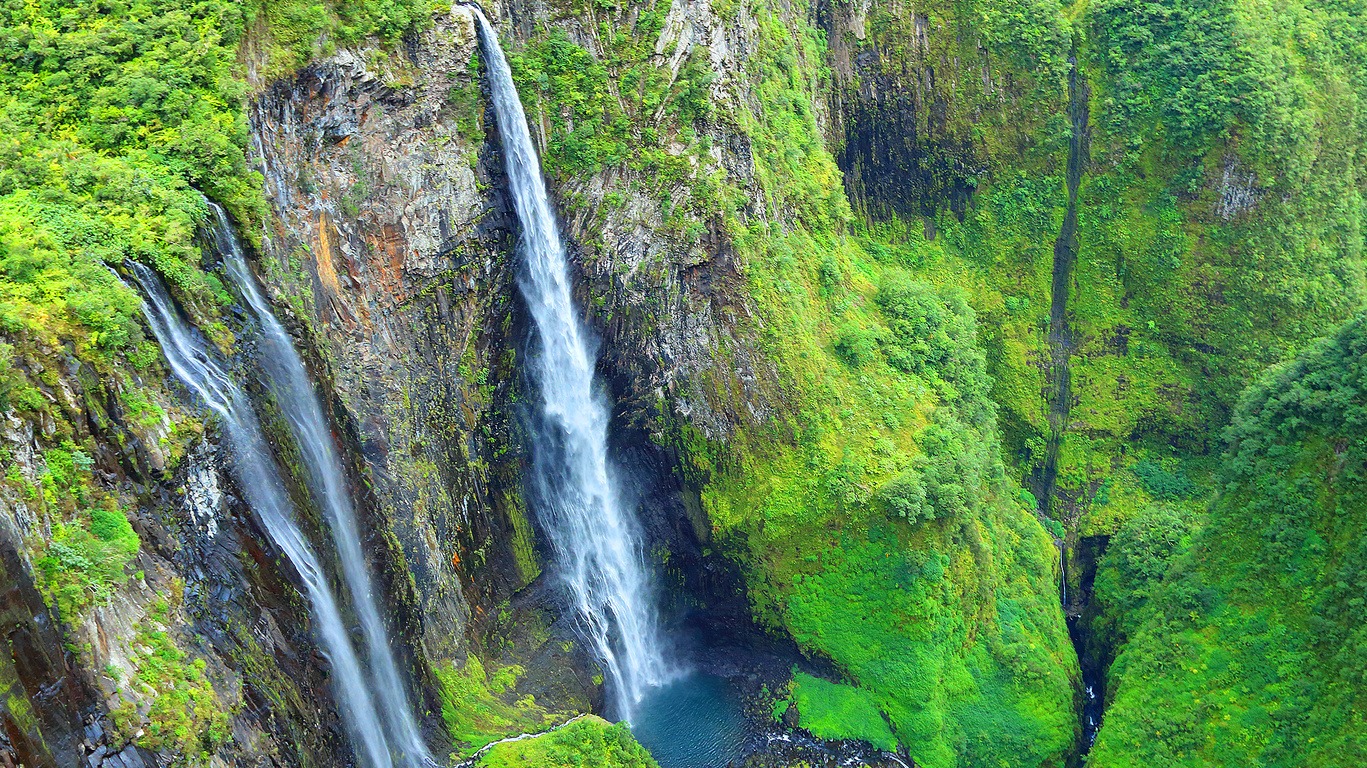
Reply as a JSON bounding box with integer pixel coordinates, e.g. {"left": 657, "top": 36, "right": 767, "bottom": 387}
{"left": 1090, "top": 313, "right": 1367, "bottom": 765}
{"left": 821, "top": 0, "right": 1367, "bottom": 539}
{"left": 475, "top": 716, "right": 658, "bottom": 768}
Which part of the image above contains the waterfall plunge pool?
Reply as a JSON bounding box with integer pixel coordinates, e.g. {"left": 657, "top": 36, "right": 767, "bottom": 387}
{"left": 630, "top": 673, "right": 755, "bottom": 768}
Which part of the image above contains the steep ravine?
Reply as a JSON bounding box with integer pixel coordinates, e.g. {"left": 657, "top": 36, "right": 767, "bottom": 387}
{"left": 0, "top": 2, "right": 1084, "bottom": 765}
{"left": 1041, "top": 54, "right": 1105, "bottom": 764}
{"left": 1040, "top": 54, "right": 1089, "bottom": 525}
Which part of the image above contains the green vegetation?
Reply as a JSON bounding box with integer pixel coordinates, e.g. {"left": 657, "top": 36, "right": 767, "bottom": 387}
{"left": 505, "top": 0, "right": 727, "bottom": 241}
{"left": 0, "top": 0, "right": 433, "bottom": 760}
{"left": 248, "top": 0, "right": 441, "bottom": 79}
{"left": 1089, "top": 504, "right": 1193, "bottom": 655}
{"left": 5, "top": 0, "right": 1365, "bottom": 765}
{"left": 697, "top": 5, "right": 1075, "bottom": 766}
{"left": 1091, "top": 313, "right": 1367, "bottom": 766}
{"left": 792, "top": 672, "right": 897, "bottom": 751}
{"left": 1057, "top": 0, "right": 1367, "bottom": 531}
{"left": 0, "top": 0, "right": 437, "bottom": 594}
{"left": 499, "top": 1, "right": 1363, "bottom": 763}
{"left": 435, "top": 653, "right": 563, "bottom": 757}
{"left": 0, "top": 0, "right": 259, "bottom": 491}
{"left": 1129, "top": 459, "right": 1195, "bottom": 502}
{"left": 820, "top": 0, "right": 1367, "bottom": 547}
{"left": 475, "top": 716, "right": 658, "bottom": 768}
{"left": 110, "top": 600, "right": 231, "bottom": 765}
{"left": 29, "top": 442, "right": 140, "bottom": 617}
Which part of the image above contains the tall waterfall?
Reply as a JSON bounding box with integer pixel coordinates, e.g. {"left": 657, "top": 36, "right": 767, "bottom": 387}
{"left": 472, "top": 9, "right": 669, "bottom": 718}
{"left": 209, "top": 205, "right": 433, "bottom": 767}
{"left": 130, "top": 263, "right": 397, "bottom": 768}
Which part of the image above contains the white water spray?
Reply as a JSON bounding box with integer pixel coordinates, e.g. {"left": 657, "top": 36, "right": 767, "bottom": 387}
{"left": 130, "top": 262, "right": 398, "bottom": 768}
{"left": 209, "top": 205, "right": 433, "bottom": 767}
{"left": 471, "top": 8, "right": 670, "bottom": 718}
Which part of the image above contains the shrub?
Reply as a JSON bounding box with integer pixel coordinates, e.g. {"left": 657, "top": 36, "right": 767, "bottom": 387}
{"left": 833, "top": 325, "right": 878, "bottom": 368}
{"left": 874, "top": 274, "right": 991, "bottom": 414}
{"left": 110, "top": 605, "right": 230, "bottom": 764}
{"left": 1091, "top": 504, "right": 1193, "bottom": 645}
{"left": 878, "top": 469, "right": 928, "bottom": 522}
{"left": 1130, "top": 458, "right": 1195, "bottom": 500}
{"left": 32, "top": 442, "right": 140, "bottom": 618}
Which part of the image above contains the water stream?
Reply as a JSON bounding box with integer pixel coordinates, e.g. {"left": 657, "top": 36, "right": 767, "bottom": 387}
{"left": 130, "top": 262, "right": 398, "bottom": 768}
{"left": 209, "top": 204, "right": 434, "bottom": 767}
{"left": 471, "top": 8, "right": 670, "bottom": 719}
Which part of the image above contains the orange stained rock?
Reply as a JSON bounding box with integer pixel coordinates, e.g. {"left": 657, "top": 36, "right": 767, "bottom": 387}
{"left": 315, "top": 210, "right": 343, "bottom": 295}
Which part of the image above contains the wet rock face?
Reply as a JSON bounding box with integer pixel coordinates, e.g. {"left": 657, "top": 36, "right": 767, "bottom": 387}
{"left": 244, "top": 0, "right": 788, "bottom": 706}
{"left": 0, "top": 363, "right": 353, "bottom": 768}
{"left": 494, "top": 0, "right": 785, "bottom": 619}
{"left": 0, "top": 537, "right": 91, "bottom": 767}
{"left": 527, "top": 0, "right": 781, "bottom": 446}
{"left": 819, "top": 2, "right": 990, "bottom": 222}
{"left": 247, "top": 5, "right": 580, "bottom": 706}
{"left": 159, "top": 440, "right": 355, "bottom": 768}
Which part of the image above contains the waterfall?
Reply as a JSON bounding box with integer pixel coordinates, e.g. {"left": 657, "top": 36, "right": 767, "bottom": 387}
{"left": 471, "top": 9, "right": 669, "bottom": 718}
{"left": 208, "top": 204, "right": 433, "bottom": 767}
{"left": 129, "top": 262, "right": 397, "bottom": 768}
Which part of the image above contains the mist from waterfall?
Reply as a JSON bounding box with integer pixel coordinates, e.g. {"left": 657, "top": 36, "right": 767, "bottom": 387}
{"left": 130, "top": 262, "right": 402, "bottom": 767}
{"left": 471, "top": 8, "right": 670, "bottom": 719}
{"left": 209, "top": 204, "right": 433, "bottom": 767}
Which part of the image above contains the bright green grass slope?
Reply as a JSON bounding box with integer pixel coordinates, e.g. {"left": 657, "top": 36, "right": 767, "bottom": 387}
{"left": 475, "top": 716, "right": 658, "bottom": 768}
{"left": 1090, "top": 313, "right": 1367, "bottom": 766}
{"left": 791, "top": 672, "right": 898, "bottom": 752}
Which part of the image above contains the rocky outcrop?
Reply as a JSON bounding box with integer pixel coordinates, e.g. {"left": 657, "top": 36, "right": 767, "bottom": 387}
{"left": 241, "top": 0, "right": 788, "bottom": 712}
{"left": 246, "top": 5, "right": 593, "bottom": 715}
{"left": 0, "top": 346, "right": 355, "bottom": 766}
{"left": 0, "top": 533, "right": 94, "bottom": 768}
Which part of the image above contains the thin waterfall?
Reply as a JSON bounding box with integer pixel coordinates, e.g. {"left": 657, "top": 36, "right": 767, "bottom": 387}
{"left": 471, "top": 9, "right": 670, "bottom": 719}
{"left": 208, "top": 204, "right": 433, "bottom": 767}
{"left": 129, "top": 262, "right": 395, "bottom": 768}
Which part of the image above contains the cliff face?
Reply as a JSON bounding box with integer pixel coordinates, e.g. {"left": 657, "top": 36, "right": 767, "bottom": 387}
{"left": 11, "top": 0, "right": 1361, "bottom": 767}
{"left": 0, "top": 284, "right": 360, "bottom": 767}
{"left": 1, "top": 0, "right": 1078, "bottom": 764}
{"left": 238, "top": 1, "right": 1077, "bottom": 765}
{"left": 248, "top": 8, "right": 532, "bottom": 690}
{"left": 241, "top": 0, "right": 779, "bottom": 707}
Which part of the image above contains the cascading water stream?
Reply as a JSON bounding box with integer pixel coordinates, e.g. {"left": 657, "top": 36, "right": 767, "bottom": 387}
{"left": 471, "top": 8, "right": 670, "bottom": 719}
{"left": 129, "top": 262, "right": 396, "bottom": 768}
{"left": 209, "top": 204, "right": 433, "bottom": 767}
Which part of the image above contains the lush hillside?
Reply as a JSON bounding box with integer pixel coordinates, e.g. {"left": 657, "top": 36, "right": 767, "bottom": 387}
{"left": 819, "top": 0, "right": 1367, "bottom": 540}
{"left": 1062, "top": 0, "right": 1367, "bottom": 533}
{"left": 1090, "top": 313, "right": 1367, "bottom": 765}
